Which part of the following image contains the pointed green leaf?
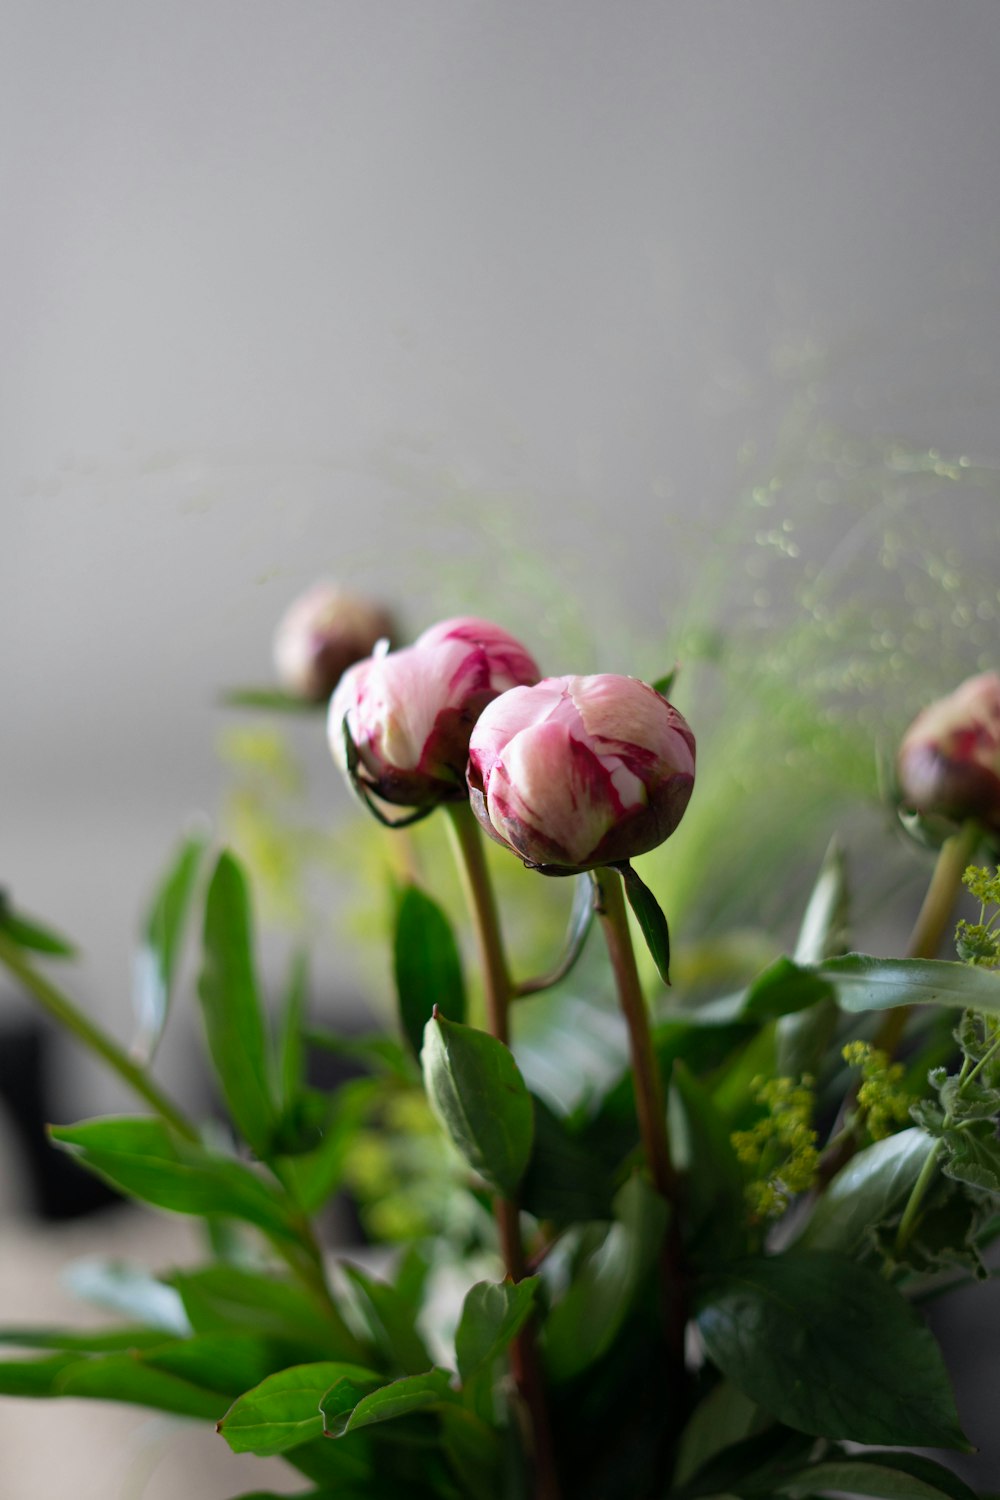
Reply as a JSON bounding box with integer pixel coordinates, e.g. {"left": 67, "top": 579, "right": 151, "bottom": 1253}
{"left": 742, "top": 957, "right": 836, "bottom": 1021}
{"left": 222, "top": 687, "right": 323, "bottom": 713}
{"left": 56, "top": 1352, "right": 225, "bottom": 1418}
{"left": 0, "top": 1354, "right": 79, "bottom": 1395}
{"left": 170, "top": 1264, "right": 365, "bottom": 1363}
{"left": 543, "top": 1175, "right": 668, "bottom": 1383}
{"left": 198, "top": 851, "right": 277, "bottom": 1156}
{"left": 818, "top": 954, "right": 1000, "bottom": 1016}
{"left": 278, "top": 949, "right": 309, "bottom": 1107}
{"left": 50, "top": 1117, "right": 294, "bottom": 1241}
{"left": 455, "top": 1277, "right": 539, "bottom": 1382}
{"left": 669, "top": 1061, "right": 746, "bottom": 1261}
{"left": 134, "top": 832, "right": 208, "bottom": 1062}
{"left": 519, "top": 1095, "right": 614, "bottom": 1226}
{"left": 218, "top": 1361, "right": 379, "bottom": 1455}
{"left": 793, "top": 840, "right": 849, "bottom": 965}
{"left": 794, "top": 1128, "right": 936, "bottom": 1257}
{"left": 393, "top": 883, "right": 467, "bottom": 1058}
{"left": 775, "top": 1453, "right": 979, "bottom": 1500}
{"left": 421, "top": 1012, "right": 534, "bottom": 1198}
{"left": 0, "top": 892, "right": 75, "bottom": 957}
{"left": 338, "top": 1262, "right": 431, "bottom": 1377}
{"left": 616, "top": 862, "right": 670, "bottom": 984}
{"left": 323, "top": 1367, "right": 453, "bottom": 1438}
{"left": 651, "top": 668, "right": 679, "bottom": 699}
{"left": 695, "top": 1252, "right": 968, "bottom": 1448}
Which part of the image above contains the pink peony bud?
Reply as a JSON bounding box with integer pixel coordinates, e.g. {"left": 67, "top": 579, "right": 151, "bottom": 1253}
{"left": 897, "top": 671, "right": 1000, "bottom": 832}
{"left": 329, "top": 617, "right": 541, "bottom": 810}
{"left": 467, "top": 674, "right": 696, "bottom": 873}
{"left": 273, "top": 581, "right": 397, "bottom": 701}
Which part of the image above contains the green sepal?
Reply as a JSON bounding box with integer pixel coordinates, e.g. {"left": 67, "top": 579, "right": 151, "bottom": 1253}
{"left": 614, "top": 861, "right": 670, "bottom": 985}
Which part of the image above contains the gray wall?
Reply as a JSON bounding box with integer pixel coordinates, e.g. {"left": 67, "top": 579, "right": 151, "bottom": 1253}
{"left": 4, "top": 2, "right": 1000, "bottom": 1113}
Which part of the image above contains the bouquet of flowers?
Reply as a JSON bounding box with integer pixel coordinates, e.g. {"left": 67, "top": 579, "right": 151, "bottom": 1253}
{"left": 3, "top": 593, "right": 1000, "bottom": 1500}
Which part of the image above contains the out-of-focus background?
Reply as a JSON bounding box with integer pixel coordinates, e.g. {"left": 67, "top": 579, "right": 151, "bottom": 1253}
{"left": 4, "top": 3, "right": 1000, "bottom": 1495}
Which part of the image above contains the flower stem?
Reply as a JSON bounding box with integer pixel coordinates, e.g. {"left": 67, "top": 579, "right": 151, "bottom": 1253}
{"left": 593, "top": 867, "right": 676, "bottom": 1201}
{"left": 874, "top": 820, "right": 981, "bottom": 1060}
{"left": 444, "top": 803, "right": 560, "bottom": 1500}
{"left": 0, "top": 931, "right": 198, "bottom": 1142}
{"left": 593, "top": 865, "right": 688, "bottom": 1459}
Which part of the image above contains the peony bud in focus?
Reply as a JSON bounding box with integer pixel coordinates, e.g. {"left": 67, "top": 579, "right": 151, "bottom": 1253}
{"left": 329, "top": 617, "right": 540, "bottom": 811}
{"left": 273, "top": 582, "right": 396, "bottom": 702}
{"left": 467, "top": 674, "right": 696, "bottom": 873}
{"left": 897, "top": 672, "right": 1000, "bottom": 833}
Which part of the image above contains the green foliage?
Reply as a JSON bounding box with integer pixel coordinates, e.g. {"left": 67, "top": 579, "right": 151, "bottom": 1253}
{"left": 695, "top": 1252, "right": 968, "bottom": 1449}
{"left": 393, "top": 883, "right": 467, "bottom": 1057}
{"left": 421, "top": 1011, "right": 534, "bottom": 1199}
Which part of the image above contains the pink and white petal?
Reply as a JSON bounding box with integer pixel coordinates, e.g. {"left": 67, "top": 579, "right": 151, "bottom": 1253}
{"left": 494, "top": 721, "right": 621, "bottom": 867}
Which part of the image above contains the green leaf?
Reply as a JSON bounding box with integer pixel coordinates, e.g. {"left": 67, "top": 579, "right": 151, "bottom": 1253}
{"left": 394, "top": 884, "right": 467, "bottom": 1058}
{"left": 56, "top": 1352, "right": 226, "bottom": 1418}
{"left": 281, "top": 1080, "right": 378, "bottom": 1215}
{"left": 198, "top": 851, "right": 277, "bottom": 1156}
{"left": 794, "top": 1129, "right": 937, "bottom": 1257}
{"left": 421, "top": 1011, "right": 534, "bottom": 1199}
{"left": 170, "top": 1265, "right": 365, "bottom": 1363}
{"left": 651, "top": 668, "right": 679, "bottom": 699}
{"left": 222, "top": 687, "right": 322, "bottom": 713}
{"left": 133, "top": 832, "right": 208, "bottom": 1063}
{"left": 0, "top": 1326, "right": 169, "bottom": 1354}
{"left": 338, "top": 1263, "right": 432, "bottom": 1377}
{"left": 278, "top": 949, "right": 309, "bottom": 1107}
{"left": 775, "top": 1452, "right": 980, "bottom": 1500}
{"left": 323, "top": 1367, "right": 453, "bottom": 1438}
{"left": 0, "top": 1354, "right": 79, "bottom": 1395}
{"left": 0, "top": 893, "right": 75, "bottom": 956}
{"left": 520, "top": 1095, "right": 614, "bottom": 1226}
{"left": 616, "top": 861, "right": 670, "bottom": 985}
{"left": 50, "top": 1117, "right": 295, "bottom": 1241}
{"left": 218, "top": 1361, "right": 379, "bottom": 1455}
{"left": 741, "top": 957, "right": 836, "bottom": 1021}
{"left": 668, "top": 1061, "right": 746, "bottom": 1261}
{"left": 941, "top": 1123, "right": 1000, "bottom": 1193}
{"left": 793, "top": 839, "right": 849, "bottom": 965}
{"left": 818, "top": 954, "right": 1000, "bottom": 1016}
{"left": 674, "top": 1423, "right": 815, "bottom": 1500}
{"left": 454, "top": 1277, "right": 539, "bottom": 1382}
{"left": 142, "top": 1333, "right": 294, "bottom": 1397}
{"left": 673, "top": 1380, "right": 760, "bottom": 1487}
{"left": 695, "top": 1252, "right": 968, "bottom": 1448}
{"left": 543, "top": 1174, "right": 668, "bottom": 1383}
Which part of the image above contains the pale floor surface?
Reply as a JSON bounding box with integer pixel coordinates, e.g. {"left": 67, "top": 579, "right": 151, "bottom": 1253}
{"left": 0, "top": 1208, "right": 303, "bottom": 1500}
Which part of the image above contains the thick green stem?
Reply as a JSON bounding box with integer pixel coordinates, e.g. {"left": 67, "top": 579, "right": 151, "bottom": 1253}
{"left": 444, "top": 803, "right": 560, "bottom": 1500}
{"left": 895, "top": 1138, "right": 944, "bottom": 1254}
{"left": 0, "top": 931, "right": 198, "bottom": 1142}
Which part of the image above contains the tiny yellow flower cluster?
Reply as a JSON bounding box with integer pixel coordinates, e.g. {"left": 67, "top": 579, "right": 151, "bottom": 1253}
{"left": 841, "top": 1041, "right": 911, "bottom": 1140}
{"left": 731, "top": 1075, "right": 819, "bottom": 1221}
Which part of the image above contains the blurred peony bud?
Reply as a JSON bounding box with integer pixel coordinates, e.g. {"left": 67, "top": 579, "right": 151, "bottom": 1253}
{"left": 329, "top": 617, "right": 540, "bottom": 811}
{"left": 273, "top": 582, "right": 396, "bottom": 701}
{"left": 897, "top": 671, "right": 1000, "bottom": 832}
{"left": 467, "top": 674, "right": 696, "bottom": 873}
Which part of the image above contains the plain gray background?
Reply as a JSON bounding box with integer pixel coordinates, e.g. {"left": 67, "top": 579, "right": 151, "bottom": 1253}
{"left": 4, "top": 2, "right": 1000, "bottom": 1089}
